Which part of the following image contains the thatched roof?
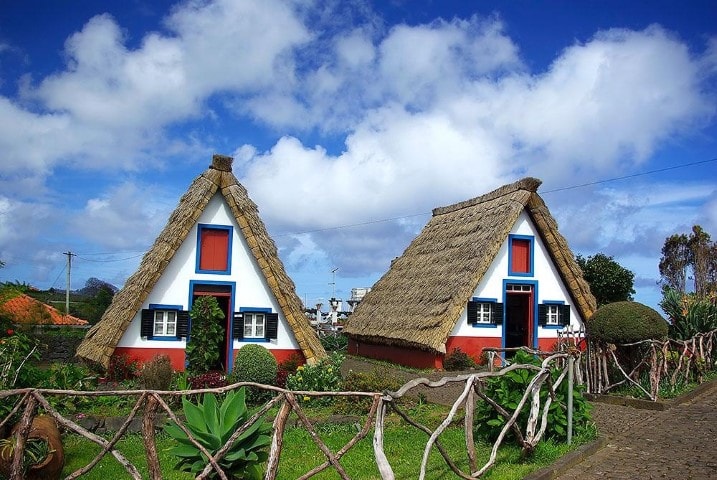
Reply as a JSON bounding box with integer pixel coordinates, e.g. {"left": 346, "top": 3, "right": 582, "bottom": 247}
{"left": 77, "top": 155, "right": 326, "bottom": 369}
{"left": 343, "top": 177, "right": 596, "bottom": 354}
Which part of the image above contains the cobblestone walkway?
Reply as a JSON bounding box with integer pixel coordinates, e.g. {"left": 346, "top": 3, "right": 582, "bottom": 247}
{"left": 555, "top": 382, "right": 717, "bottom": 479}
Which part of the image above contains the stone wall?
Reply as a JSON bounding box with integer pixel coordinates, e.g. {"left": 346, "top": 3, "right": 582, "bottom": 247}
{"left": 33, "top": 328, "right": 87, "bottom": 363}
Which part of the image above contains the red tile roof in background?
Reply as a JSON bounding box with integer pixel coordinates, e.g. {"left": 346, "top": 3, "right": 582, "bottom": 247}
{"left": 1, "top": 294, "right": 88, "bottom": 326}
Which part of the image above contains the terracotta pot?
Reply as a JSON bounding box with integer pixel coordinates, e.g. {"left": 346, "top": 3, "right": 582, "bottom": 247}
{"left": 0, "top": 415, "right": 64, "bottom": 480}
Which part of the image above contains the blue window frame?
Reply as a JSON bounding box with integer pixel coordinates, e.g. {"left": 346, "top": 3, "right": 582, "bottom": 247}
{"left": 142, "top": 304, "right": 187, "bottom": 341}
{"left": 539, "top": 300, "right": 570, "bottom": 329}
{"left": 467, "top": 297, "right": 500, "bottom": 328}
{"left": 195, "top": 224, "right": 233, "bottom": 275}
{"left": 508, "top": 234, "right": 534, "bottom": 277}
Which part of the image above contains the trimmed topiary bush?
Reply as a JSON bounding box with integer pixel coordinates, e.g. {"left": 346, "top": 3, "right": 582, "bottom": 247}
{"left": 587, "top": 301, "right": 668, "bottom": 345}
{"left": 229, "top": 344, "right": 278, "bottom": 403}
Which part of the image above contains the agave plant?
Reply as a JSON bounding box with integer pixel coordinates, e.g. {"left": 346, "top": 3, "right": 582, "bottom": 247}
{"left": 164, "top": 387, "right": 271, "bottom": 479}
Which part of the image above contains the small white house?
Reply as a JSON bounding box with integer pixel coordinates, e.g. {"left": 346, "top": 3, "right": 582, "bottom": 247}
{"left": 77, "top": 155, "right": 325, "bottom": 372}
{"left": 344, "top": 177, "right": 596, "bottom": 369}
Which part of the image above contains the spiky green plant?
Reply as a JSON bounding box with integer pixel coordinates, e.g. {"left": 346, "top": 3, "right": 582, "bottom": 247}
{"left": 164, "top": 387, "right": 271, "bottom": 479}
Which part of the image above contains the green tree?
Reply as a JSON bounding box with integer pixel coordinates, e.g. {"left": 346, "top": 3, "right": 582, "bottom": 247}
{"left": 75, "top": 284, "right": 115, "bottom": 324}
{"left": 659, "top": 225, "right": 717, "bottom": 297}
{"left": 576, "top": 253, "right": 635, "bottom": 306}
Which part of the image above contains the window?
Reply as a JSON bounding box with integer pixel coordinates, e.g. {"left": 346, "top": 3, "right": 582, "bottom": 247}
{"left": 154, "top": 310, "right": 177, "bottom": 336}
{"left": 467, "top": 298, "right": 503, "bottom": 326}
{"left": 509, "top": 235, "right": 534, "bottom": 276}
{"left": 545, "top": 305, "right": 561, "bottom": 326}
{"left": 141, "top": 305, "right": 189, "bottom": 340}
{"left": 243, "top": 312, "right": 265, "bottom": 338}
{"left": 233, "top": 310, "right": 279, "bottom": 341}
{"left": 196, "top": 224, "right": 232, "bottom": 274}
{"left": 538, "top": 302, "right": 570, "bottom": 327}
{"left": 475, "top": 303, "right": 493, "bottom": 324}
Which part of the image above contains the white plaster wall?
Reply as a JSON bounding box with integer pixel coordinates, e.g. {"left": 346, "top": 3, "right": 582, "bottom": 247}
{"left": 450, "top": 211, "right": 584, "bottom": 340}
{"left": 117, "top": 193, "right": 301, "bottom": 350}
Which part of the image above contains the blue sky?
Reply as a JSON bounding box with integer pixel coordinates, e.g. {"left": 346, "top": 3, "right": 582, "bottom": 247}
{"left": 0, "top": 0, "right": 715, "bottom": 312}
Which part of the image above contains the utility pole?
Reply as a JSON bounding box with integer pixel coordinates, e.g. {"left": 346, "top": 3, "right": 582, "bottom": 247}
{"left": 63, "top": 251, "right": 75, "bottom": 315}
{"left": 330, "top": 267, "right": 338, "bottom": 299}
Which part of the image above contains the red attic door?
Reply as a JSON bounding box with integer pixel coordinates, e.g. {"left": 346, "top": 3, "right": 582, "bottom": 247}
{"left": 511, "top": 239, "right": 530, "bottom": 274}
{"left": 200, "top": 228, "right": 229, "bottom": 271}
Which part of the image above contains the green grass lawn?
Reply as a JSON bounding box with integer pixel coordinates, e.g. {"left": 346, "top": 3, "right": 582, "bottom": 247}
{"left": 60, "top": 414, "right": 592, "bottom": 480}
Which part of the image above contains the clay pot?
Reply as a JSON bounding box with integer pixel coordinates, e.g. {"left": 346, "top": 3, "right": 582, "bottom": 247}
{"left": 0, "top": 415, "right": 64, "bottom": 480}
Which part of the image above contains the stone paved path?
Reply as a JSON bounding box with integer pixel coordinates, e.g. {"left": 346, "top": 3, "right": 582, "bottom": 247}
{"left": 555, "top": 381, "right": 717, "bottom": 480}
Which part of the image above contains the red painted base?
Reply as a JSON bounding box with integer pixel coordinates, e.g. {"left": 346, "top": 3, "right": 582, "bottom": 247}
{"left": 112, "top": 347, "right": 305, "bottom": 372}
{"left": 347, "top": 335, "right": 573, "bottom": 370}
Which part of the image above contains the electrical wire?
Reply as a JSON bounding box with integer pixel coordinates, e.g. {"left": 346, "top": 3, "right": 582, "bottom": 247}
{"left": 69, "top": 156, "right": 716, "bottom": 253}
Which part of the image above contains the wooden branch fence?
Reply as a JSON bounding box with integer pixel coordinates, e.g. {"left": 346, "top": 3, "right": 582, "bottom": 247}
{"left": 0, "top": 351, "right": 579, "bottom": 480}
{"left": 582, "top": 328, "right": 717, "bottom": 400}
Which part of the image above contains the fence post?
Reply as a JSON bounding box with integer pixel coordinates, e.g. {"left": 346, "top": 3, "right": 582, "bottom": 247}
{"left": 567, "top": 354, "right": 574, "bottom": 445}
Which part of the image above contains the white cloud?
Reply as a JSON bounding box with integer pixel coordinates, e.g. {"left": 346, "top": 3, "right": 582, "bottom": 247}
{"left": 70, "top": 181, "right": 175, "bottom": 250}
{"left": 0, "top": 1, "right": 715, "bottom": 301}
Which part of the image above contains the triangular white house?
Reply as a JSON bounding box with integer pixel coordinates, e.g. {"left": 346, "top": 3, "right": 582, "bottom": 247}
{"left": 344, "top": 178, "right": 596, "bottom": 369}
{"left": 77, "top": 155, "right": 325, "bottom": 371}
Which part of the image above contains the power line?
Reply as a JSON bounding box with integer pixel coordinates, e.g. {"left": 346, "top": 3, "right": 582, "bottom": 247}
{"left": 75, "top": 253, "right": 145, "bottom": 263}
{"left": 541, "top": 157, "right": 717, "bottom": 194}
{"left": 54, "top": 156, "right": 717, "bottom": 256}
{"left": 278, "top": 156, "right": 717, "bottom": 237}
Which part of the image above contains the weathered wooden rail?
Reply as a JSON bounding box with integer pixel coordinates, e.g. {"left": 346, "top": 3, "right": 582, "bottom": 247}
{"left": 583, "top": 328, "right": 717, "bottom": 400}
{"left": 0, "top": 352, "right": 578, "bottom": 480}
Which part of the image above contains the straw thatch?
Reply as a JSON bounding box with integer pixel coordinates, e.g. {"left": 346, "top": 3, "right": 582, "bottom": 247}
{"left": 76, "top": 155, "right": 326, "bottom": 369}
{"left": 343, "top": 177, "right": 596, "bottom": 354}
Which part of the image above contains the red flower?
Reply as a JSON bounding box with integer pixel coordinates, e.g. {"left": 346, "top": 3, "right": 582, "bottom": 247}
{"left": 6, "top": 329, "right": 13, "bottom": 336}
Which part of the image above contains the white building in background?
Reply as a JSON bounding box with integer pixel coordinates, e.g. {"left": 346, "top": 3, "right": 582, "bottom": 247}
{"left": 347, "top": 287, "right": 372, "bottom": 313}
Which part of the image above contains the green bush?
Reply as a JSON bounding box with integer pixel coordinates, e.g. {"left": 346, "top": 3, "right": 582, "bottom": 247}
{"left": 443, "top": 347, "right": 476, "bottom": 371}
{"left": 285, "top": 352, "right": 343, "bottom": 406}
{"left": 587, "top": 301, "right": 668, "bottom": 345}
{"left": 228, "top": 344, "right": 278, "bottom": 404}
{"left": 139, "top": 354, "right": 173, "bottom": 390}
{"left": 475, "top": 350, "right": 591, "bottom": 444}
{"left": 164, "top": 388, "right": 271, "bottom": 479}
{"left": 333, "top": 369, "right": 402, "bottom": 415}
{"left": 320, "top": 332, "right": 348, "bottom": 352}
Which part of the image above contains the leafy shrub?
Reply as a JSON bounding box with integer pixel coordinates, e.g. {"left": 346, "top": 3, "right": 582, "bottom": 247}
{"left": 276, "top": 353, "right": 303, "bottom": 388}
{"left": 660, "top": 289, "right": 717, "bottom": 340}
{"left": 0, "top": 331, "right": 41, "bottom": 421}
{"left": 107, "top": 353, "right": 139, "bottom": 382}
{"left": 286, "top": 352, "right": 343, "bottom": 406}
{"left": 185, "top": 296, "right": 225, "bottom": 374}
{"left": 228, "top": 344, "right": 278, "bottom": 404}
{"left": 333, "top": 369, "right": 402, "bottom": 414}
{"left": 475, "top": 350, "right": 591, "bottom": 443}
{"left": 443, "top": 347, "right": 476, "bottom": 371}
{"left": 139, "top": 354, "right": 173, "bottom": 390}
{"left": 189, "top": 371, "right": 227, "bottom": 390}
{"left": 320, "top": 332, "right": 348, "bottom": 352}
{"left": 587, "top": 301, "right": 668, "bottom": 345}
{"left": 230, "top": 344, "right": 278, "bottom": 385}
{"left": 165, "top": 388, "right": 271, "bottom": 479}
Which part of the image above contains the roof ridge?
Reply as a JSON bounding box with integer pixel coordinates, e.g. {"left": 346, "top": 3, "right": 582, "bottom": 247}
{"left": 432, "top": 177, "right": 542, "bottom": 216}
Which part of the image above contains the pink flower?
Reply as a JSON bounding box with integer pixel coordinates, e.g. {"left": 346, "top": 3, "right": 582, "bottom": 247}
{"left": 6, "top": 329, "right": 13, "bottom": 336}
